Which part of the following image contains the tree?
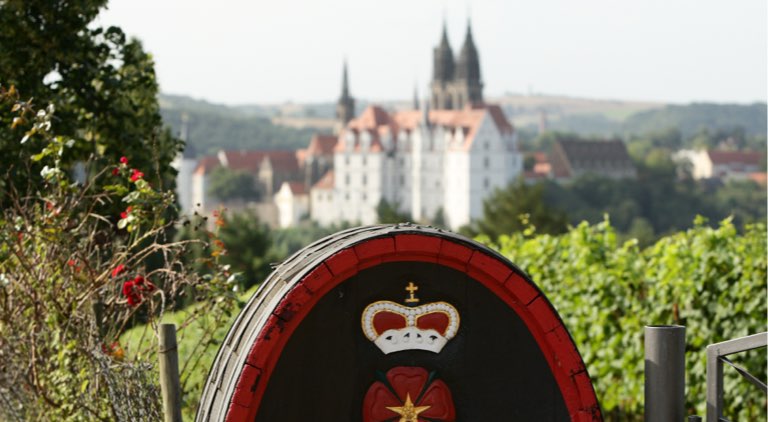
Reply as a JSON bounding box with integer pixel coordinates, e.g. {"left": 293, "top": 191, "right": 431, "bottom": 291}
{"left": 376, "top": 199, "right": 411, "bottom": 224}
{"left": 467, "top": 179, "right": 569, "bottom": 239}
{"left": 207, "top": 167, "right": 259, "bottom": 202}
{"left": 0, "top": 0, "right": 181, "bottom": 206}
{"left": 218, "top": 210, "right": 275, "bottom": 288}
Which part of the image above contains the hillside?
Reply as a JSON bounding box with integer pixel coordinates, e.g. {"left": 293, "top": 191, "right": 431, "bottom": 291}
{"left": 159, "top": 94, "right": 319, "bottom": 157}
{"left": 623, "top": 102, "right": 768, "bottom": 138}
{"left": 159, "top": 94, "right": 767, "bottom": 157}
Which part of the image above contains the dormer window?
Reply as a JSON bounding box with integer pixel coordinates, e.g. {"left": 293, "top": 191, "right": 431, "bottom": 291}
{"left": 360, "top": 130, "right": 372, "bottom": 152}
{"left": 381, "top": 132, "right": 392, "bottom": 151}
{"left": 345, "top": 131, "right": 356, "bottom": 152}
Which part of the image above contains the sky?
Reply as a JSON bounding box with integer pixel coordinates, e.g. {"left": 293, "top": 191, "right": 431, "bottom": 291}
{"left": 95, "top": 0, "right": 768, "bottom": 105}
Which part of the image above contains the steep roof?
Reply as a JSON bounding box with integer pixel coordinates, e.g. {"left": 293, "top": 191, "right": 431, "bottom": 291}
{"left": 556, "top": 139, "right": 632, "bottom": 163}
{"left": 708, "top": 150, "right": 763, "bottom": 166}
{"left": 312, "top": 169, "right": 335, "bottom": 190}
{"left": 335, "top": 103, "right": 513, "bottom": 153}
{"left": 306, "top": 134, "right": 338, "bottom": 156}
{"left": 550, "top": 138, "right": 634, "bottom": 179}
{"left": 286, "top": 181, "right": 307, "bottom": 195}
{"left": 194, "top": 150, "right": 300, "bottom": 175}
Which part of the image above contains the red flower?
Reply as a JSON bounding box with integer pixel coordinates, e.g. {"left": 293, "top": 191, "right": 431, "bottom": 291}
{"left": 67, "top": 259, "right": 76, "bottom": 267}
{"left": 130, "top": 169, "right": 144, "bottom": 182}
{"left": 112, "top": 167, "right": 119, "bottom": 176}
{"left": 133, "top": 275, "right": 156, "bottom": 292}
{"left": 119, "top": 156, "right": 128, "bottom": 164}
{"left": 112, "top": 264, "right": 126, "bottom": 278}
{"left": 122, "top": 280, "right": 141, "bottom": 306}
{"left": 363, "top": 366, "right": 455, "bottom": 422}
{"left": 120, "top": 206, "right": 133, "bottom": 220}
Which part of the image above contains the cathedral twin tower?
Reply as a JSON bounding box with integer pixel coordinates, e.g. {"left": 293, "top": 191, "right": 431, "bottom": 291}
{"left": 430, "top": 20, "right": 484, "bottom": 110}
{"left": 337, "top": 20, "right": 483, "bottom": 125}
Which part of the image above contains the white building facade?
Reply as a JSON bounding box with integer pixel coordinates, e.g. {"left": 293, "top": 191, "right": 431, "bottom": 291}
{"left": 315, "top": 104, "right": 521, "bottom": 229}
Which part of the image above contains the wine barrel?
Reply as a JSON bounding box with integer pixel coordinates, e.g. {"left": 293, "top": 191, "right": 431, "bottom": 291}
{"left": 196, "top": 224, "right": 601, "bottom": 421}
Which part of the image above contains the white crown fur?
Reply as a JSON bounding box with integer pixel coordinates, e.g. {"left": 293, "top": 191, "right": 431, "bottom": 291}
{"left": 361, "top": 282, "right": 460, "bottom": 355}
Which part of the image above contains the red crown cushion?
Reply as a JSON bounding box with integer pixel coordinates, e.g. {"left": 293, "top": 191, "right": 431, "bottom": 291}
{"left": 372, "top": 310, "right": 407, "bottom": 335}
{"left": 416, "top": 312, "right": 450, "bottom": 335}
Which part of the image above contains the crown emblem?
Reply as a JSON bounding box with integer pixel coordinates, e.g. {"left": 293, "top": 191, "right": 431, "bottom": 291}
{"left": 361, "top": 282, "right": 460, "bottom": 354}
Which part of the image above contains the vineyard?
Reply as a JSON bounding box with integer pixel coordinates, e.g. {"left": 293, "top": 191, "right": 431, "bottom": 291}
{"left": 486, "top": 217, "right": 766, "bottom": 420}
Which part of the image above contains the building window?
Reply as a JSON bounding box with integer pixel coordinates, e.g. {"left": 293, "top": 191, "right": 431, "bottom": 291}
{"left": 484, "top": 178, "right": 489, "bottom": 189}
{"left": 362, "top": 175, "right": 367, "bottom": 186}
{"left": 362, "top": 156, "right": 367, "bottom": 165}
{"left": 400, "top": 175, "right": 405, "bottom": 186}
{"left": 345, "top": 173, "right": 350, "bottom": 185}
{"left": 484, "top": 157, "right": 490, "bottom": 168}
{"left": 362, "top": 193, "right": 367, "bottom": 201}
{"left": 345, "top": 155, "right": 350, "bottom": 165}
{"left": 345, "top": 193, "right": 350, "bottom": 201}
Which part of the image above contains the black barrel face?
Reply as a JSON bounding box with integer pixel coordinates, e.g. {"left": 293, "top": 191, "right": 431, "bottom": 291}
{"left": 196, "top": 225, "right": 601, "bottom": 422}
{"left": 256, "top": 261, "right": 568, "bottom": 421}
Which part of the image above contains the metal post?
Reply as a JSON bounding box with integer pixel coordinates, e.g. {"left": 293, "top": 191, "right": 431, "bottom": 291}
{"left": 705, "top": 332, "right": 767, "bottom": 422}
{"left": 159, "top": 323, "right": 183, "bottom": 422}
{"left": 645, "top": 325, "right": 686, "bottom": 422}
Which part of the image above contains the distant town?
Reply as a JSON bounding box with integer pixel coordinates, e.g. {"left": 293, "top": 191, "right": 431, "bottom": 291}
{"left": 169, "top": 21, "right": 766, "bottom": 233}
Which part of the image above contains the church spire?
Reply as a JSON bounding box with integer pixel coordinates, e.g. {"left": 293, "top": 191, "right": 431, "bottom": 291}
{"left": 340, "top": 60, "right": 350, "bottom": 99}
{"left": 432, "top": 20, "right": 454, "bottom": 82}
{"left": 413, "top": 84, "right": 419, "bottom": 110}
{"left": 455, "top": 18, "right": 483, "bottom": 107}
{"left": 336, "top": 60, "right": 355, "bottom": 126}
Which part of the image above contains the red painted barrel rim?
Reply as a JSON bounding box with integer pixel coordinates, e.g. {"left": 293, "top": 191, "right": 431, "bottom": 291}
{"left": 222, "top": 231, "right": 601, "bottom": 421}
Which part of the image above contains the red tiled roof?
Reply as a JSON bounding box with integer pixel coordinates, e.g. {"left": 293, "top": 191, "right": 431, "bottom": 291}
{"left": 335, "top": 103, "right": 513, "bottom": 153}
{"left": 195, "top": 150, "right": 300, "bottom": 175}
{"left": 286, "top": 181, "right": 307, "bottom": 195}
{"left": 312, "top": 169, "right": 334, "bottom": 190}
{"left": 708, "top": 150, "right": 763, "bottom": 166}
{"left": 306, "top": 134, "right": 337, "bottom": 156}
{"left": 263, "top": 151, "right": 301, "bottom": 173}
{"left": 194, "top": 156, "right": 221, "bottom": 175}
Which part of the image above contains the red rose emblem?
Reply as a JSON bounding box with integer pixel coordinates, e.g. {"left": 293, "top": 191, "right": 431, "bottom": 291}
{"left": 363, "top": 366, "right": 455, "bottom": 422}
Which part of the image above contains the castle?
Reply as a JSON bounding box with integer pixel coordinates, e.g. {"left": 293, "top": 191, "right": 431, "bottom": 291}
{"left": 310, "top": 21, "right": 523, "bottom": 229}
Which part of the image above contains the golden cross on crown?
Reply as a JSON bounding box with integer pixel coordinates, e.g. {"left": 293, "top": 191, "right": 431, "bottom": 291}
{"left": 404, "top": 282, "right": 419, "bottom": 305}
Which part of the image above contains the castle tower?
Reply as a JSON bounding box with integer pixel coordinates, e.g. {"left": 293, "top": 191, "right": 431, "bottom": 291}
{"left": 454, "top": 20, "right": 483, "bottom": 108}
{"left": 430, "top": 22, "right": 455, "bottom": 110}
{"left": 336, "top": 61, "right": 355, "bottom": 128}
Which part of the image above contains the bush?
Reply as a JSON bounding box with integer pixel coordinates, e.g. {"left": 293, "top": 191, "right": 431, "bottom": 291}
{"left": 0, "top": 89, "right": 239, "bottom": 420}
{"left": 484, "top": 217, "right": 766, "bottom": 420}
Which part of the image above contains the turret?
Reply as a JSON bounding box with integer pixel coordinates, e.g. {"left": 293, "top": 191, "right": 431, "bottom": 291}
{"left": 336, "top": 61, "right": 355, "bottom": 127}
{"left": 453, "top": 20, "right": 483, "bottom": 108}
{"left": 432, "top": 23, "right": 455, "bottom": 82}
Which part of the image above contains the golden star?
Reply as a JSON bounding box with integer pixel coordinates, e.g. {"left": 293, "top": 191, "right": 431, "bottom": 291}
{"left": 385, "top": 393, "right": 431, "bottom": 422}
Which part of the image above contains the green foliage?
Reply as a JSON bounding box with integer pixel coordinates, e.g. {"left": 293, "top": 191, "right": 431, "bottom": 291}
{"left": 465, "top": 179, "right": 569, "bottom": 239}
{"left": 0, "top": 0, "right": 181, "bottom": 208}
{"left": 0, "top": 96, "right": 238, "bottom": 420}
{"left": 217, "top": 210, "right": 276, "bottom": 289}
{"left": 121, "top": 284, "right": 257, "bottom": 421}
{"left": 376, "top": 199, "right": 411, "bottom": 224}
{"left": 269, "top": 221, "right": 351, "bottom": 258}
{"left": 207, "top": 166, "right": 259, "bottom": 202}
{"left": 485, "top": 218, "right": 767, "bottom": 420}
{"left": 498, "top": 172, "right": 766, "bottom": 246}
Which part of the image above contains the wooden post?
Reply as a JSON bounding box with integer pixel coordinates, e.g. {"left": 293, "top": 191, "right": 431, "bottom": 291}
{"left": 159, "top": 323, "right": 183, "bottom": 422}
